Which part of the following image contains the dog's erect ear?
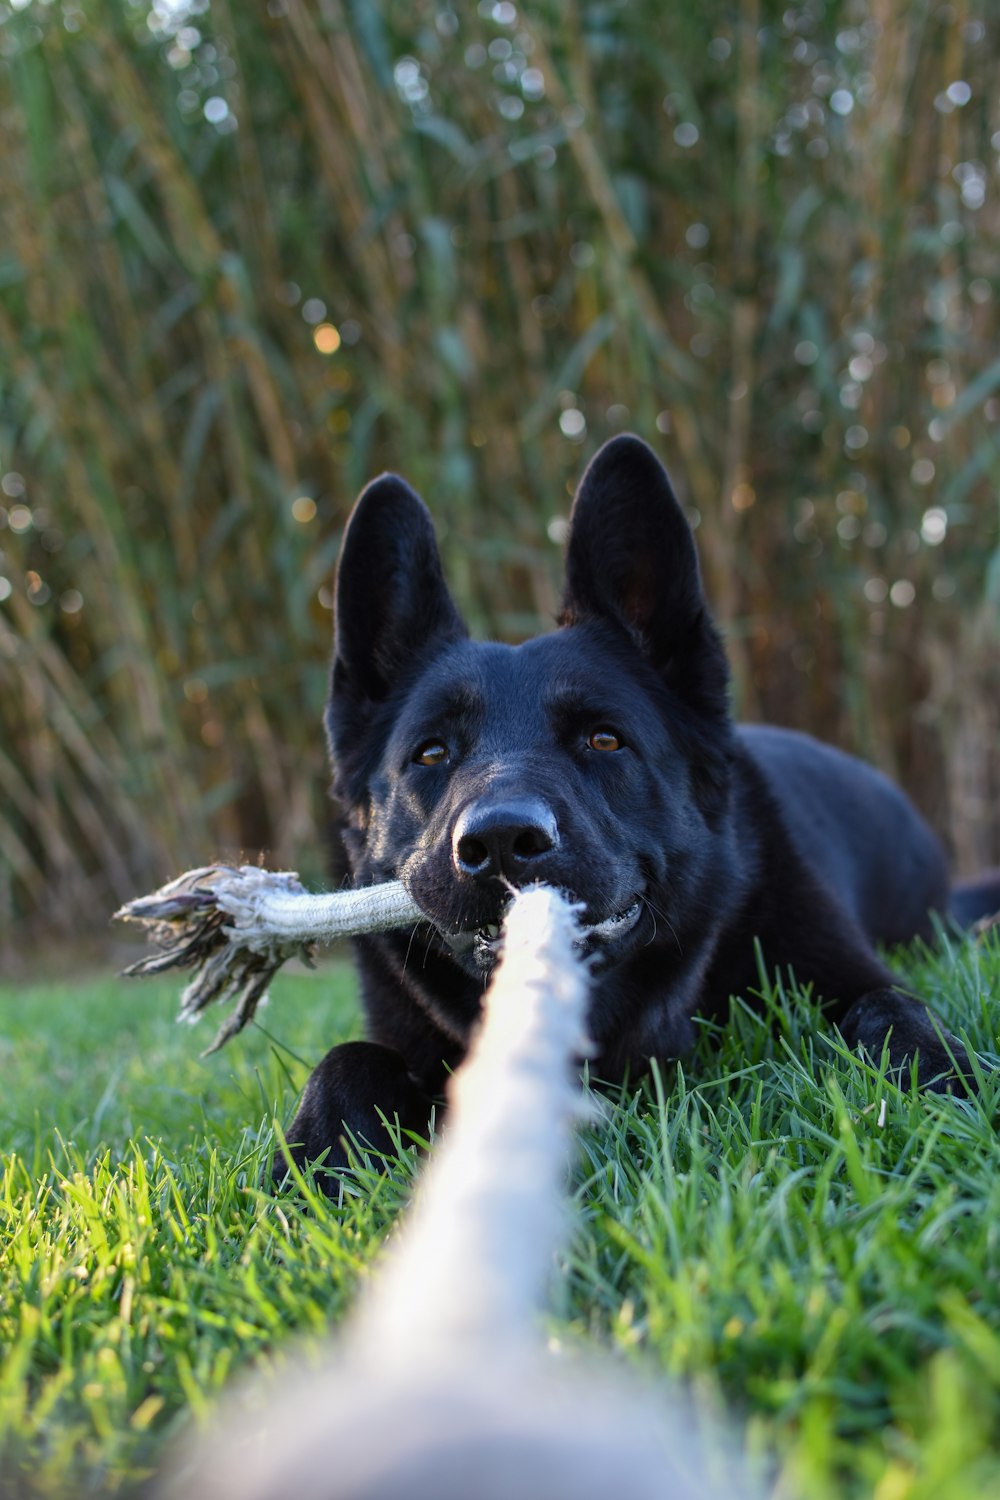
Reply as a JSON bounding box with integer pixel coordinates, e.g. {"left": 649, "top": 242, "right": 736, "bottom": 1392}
{"left": 561, "top": 434, "right": 703, "bottom": 643}
{"left": 331, "top": 473, "right": 466, "bottom": 713}
{"left": 560, "top": 435, "right": 728, "bottom": 718}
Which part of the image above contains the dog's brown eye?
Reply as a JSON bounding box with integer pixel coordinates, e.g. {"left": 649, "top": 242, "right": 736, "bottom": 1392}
{"left": 415, "top": 740, "right": 449, "bottom": 766}
{"left": 588, "top": 729, "right": 622, "bottom": 753}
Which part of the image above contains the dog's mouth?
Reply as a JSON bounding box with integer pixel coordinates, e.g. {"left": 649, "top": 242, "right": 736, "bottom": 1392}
{"left": 442, "top": 893, "right": 643, "bottom": 968}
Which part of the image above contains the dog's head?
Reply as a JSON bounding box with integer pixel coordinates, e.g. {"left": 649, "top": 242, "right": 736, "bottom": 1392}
{"left": 326, "top": 435, "right": 733, "bottom": 979}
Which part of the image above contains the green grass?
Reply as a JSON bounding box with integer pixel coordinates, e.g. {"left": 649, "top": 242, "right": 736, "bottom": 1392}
{"left": 2, "top": 934, "right": 1000, "bottom": 1499}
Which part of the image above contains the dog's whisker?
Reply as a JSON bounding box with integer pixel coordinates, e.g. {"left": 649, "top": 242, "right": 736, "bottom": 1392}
{"left": 420, "top": 929, "right": 439, "bottom": 969}
{"left": 401, "top": 921, "right": 422, "bottom": 975}
{"left": 640, "top": 893, "right": 680, "bottom": 954}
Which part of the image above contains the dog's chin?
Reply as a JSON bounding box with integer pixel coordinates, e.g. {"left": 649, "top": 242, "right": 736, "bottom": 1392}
{"left": 438, "top": 896, "right": 645, "bottom": 979}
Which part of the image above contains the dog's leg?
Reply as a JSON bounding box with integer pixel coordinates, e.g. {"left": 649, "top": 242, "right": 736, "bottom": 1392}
{"left": 731, "top": 867, "right": 976, "bottom": 1093}
{"left": 837, "top": 988, "right": 974, "bottom": 1091}
{"left": 275, "top": 1041, "right": 439, "bottom": 1191}
{"left": 799, "top": 912, "right": 976, "bottom": 1091}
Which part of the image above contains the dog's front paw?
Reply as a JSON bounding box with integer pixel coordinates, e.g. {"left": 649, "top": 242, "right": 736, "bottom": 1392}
{"left": 839, "top": 988, "right": 974, "bottom": 1093}
{"left": 274, "top": 1040, "right": 437, "bottom": 1194}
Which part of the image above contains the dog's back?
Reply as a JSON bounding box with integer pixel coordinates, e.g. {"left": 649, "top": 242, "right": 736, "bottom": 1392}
{"left": 739, "top": 724, "right": 949, "bottom": 947}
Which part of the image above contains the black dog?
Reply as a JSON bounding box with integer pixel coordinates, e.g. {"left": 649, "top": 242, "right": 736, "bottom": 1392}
{"left": 285, "top": 435, "right": 997, "bottom": 1185}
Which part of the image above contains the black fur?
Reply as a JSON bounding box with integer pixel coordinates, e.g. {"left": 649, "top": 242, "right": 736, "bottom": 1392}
{"left": 282, "top": 435, "right": 996, "bottom": 1188}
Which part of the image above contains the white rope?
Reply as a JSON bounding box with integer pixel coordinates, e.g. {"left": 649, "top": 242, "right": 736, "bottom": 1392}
{"left": 355, "top": 885, "right": 591, "bottom": 1356}
{"left": 116, "top": 866, "right": 425, "bottom": 1052}
{"left": 203, "top": 868, "right": 423, "bottom": 949}
{"left": 172, "top": 886, "right": 757, "bottom": 1500}
{"left": 116, "top": 865, "right": 633, "bottom": 1053}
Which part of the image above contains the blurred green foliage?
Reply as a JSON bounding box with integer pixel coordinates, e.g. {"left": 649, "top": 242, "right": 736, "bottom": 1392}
{"left": 0, "top": 0, "right": 998, "bottom": 945}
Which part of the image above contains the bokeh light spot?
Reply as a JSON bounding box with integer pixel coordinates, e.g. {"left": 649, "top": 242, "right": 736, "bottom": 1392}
{"left": 313, "top": 323, "right": 341, "bottom": 354}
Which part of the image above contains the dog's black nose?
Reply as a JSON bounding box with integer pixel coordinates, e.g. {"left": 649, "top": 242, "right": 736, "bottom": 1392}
{"left": 452, "top": 798, "right": 559, "bottom": 883}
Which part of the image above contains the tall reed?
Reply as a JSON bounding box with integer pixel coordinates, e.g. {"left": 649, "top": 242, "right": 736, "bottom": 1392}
{"left": 1, "top": 0, "right": 997, "bottom": 949}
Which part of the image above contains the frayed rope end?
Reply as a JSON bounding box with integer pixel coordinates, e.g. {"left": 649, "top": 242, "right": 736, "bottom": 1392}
{"left": 115, "top": 866, "right": 421, "bottom": 1051}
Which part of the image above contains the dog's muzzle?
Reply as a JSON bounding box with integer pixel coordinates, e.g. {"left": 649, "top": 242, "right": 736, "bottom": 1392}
{"left": 441, "top": 893, "right": 642, "bottom": 966}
